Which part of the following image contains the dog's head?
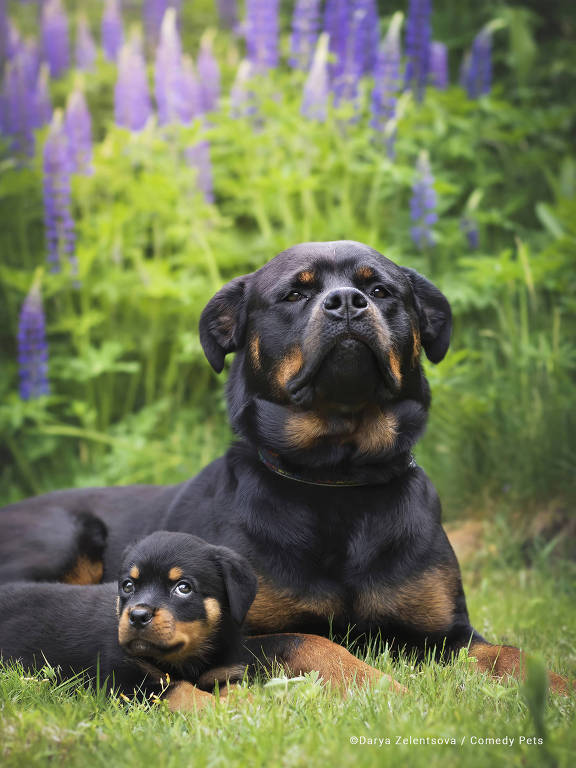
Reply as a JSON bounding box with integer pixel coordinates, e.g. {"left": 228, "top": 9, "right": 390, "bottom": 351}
{"left": 117, "top": 532, "right": 257, "bottom": 666}
{"left": 200, "top": 241, "right": 451, "bottom": 464}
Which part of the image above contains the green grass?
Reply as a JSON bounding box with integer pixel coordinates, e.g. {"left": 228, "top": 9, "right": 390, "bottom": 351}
{"left": 1, "top": 528, "right": 574, "bottom": 768}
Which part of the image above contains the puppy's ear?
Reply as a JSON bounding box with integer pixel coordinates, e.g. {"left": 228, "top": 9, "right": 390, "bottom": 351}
{"left": 401, "top": 267, "right": 452, "bottom": 363}
{"left": 211, "top": 546, "right": 258, "bottom": 625}
{"left": 199, "top": 276, "right": 249, "bottom": 373}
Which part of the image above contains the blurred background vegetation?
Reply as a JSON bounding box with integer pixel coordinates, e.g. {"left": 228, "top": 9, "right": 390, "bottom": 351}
{"left": 1, "top": 0, "right": 575, "bottom": 519}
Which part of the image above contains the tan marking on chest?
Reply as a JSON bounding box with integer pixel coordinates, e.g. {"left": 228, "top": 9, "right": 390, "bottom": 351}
{"left": 246, "top": 580, "right": 342, "bottom": 632}
{"left": 355, "top": 567, "right": 458, "bottom": 632}
{"left": 352, "top": 408, "right": 398, "bottom": 455}
{"left": 63, "top": 556, "right": 104, "bottom": 585}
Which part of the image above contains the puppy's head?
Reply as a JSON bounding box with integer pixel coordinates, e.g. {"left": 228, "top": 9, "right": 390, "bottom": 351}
{"left": 200, "top": 241, "right": 451, "bottom": 416}
{"left": 117, "top": 532, "right": 257, "bottom": 666}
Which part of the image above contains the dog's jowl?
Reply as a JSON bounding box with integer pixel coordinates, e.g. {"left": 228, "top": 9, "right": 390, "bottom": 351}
{"left": 0, "top": 241, "right": 569, "bottom": 693}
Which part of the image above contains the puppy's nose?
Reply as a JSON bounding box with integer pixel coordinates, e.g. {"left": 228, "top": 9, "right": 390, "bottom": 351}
{"left": 129, "top": 605, "right": 154, "bottom": 627}
{"left": 323, "top": 288, "right": 368, "bottom": 320}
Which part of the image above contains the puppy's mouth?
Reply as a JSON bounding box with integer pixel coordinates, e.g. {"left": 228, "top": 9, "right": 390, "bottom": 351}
{"left": 123, "top": 638, "right": 185, "bottom": 659}
{"left": 286, "top": 332, "right": 398, "bottom": 411}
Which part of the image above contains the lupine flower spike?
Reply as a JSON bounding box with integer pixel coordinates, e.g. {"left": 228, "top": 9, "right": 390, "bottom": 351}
{"left": 32, "top": 64, "right": 53, "bottom": 129}
{"left": 43, "top": 110, "right": 77, "bottom": 273}
{"left": 18, "top": 273, "right": 50, "bottom": 401}
{"left": 301, "top": 32, "right": 329, "bottom": 121}
{"left": 216, "top": 0, "right": 237, "bottom": 31}
{"left": 324, "top": 0, "right": 348, "bottom": 83}
{"left": 351, "top": 0, "right": 380, "bottom": 76}
{"left": 41, "top": 0, "right": 70, "bottom": 78}
{"left": 230, "top": 59, "right": 255, "bottom": 119}
{"left": 197, "top": 33, "right": 221, "bottom": 113}
{"left": 102, "top": 0, "right": 124, "bottom": 62}
{"left": 155, "top": 9, "right": 188, "bottom": 125}
{"left": 429, "top": 41, "right": 448, "bottom": 89}
{"left": 460, "top": 217, "right": 479, "bottom": 249}
{"left": 144, "top": 0, "right": 169, "bottom": 48}
{"left": 410, "top": 151, "right": 437, "bottom": 250}
{"left": 75, "top": 15, "right": 97, "bottom": 72}
{"left": 65, "top": 88, "right": 93, "bottom": 174}
{"left": 245, "top": 0, "right": 280, "bottom": 72}
{"left": 114, "top": 37, "right": 152, "bottom": 131}
{"left": 290, "top": 0, "right": 321, "bottom": 71}
{"left": 1, "top": 55, "right": 35, "bottom": 154}
{"left": 462, "top": 28, "right": 491, "bottom": 99}
{"left": 405, "top": 0, "right": 431, "bottom": 102}
{"left": 371, "top": 12, "right": 403, "bottom": 158}
{"left": 181, "top": 56, "right": 203, "bottom": 123}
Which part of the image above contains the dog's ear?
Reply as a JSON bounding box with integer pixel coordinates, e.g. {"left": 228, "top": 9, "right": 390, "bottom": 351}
{"left": 199, "top": 276, "right": 249, "bottom": 373}
{"left": 401, "top": 267, "right": 452, "bottom": 363}
{"left": 210, "top": 546, "right": 258, "bottom": 625}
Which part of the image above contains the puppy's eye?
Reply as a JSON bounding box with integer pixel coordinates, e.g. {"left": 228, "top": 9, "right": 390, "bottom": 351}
{"left": 121, "top": 579, "right": 134, "bottom": 594}
{"left": 371, "top": 286, "right": 389, "bottom": 299}
{"left": 174, "top": 581, "right": 194, "bottom": 596}
{"left": 284, "top": 290, "right": 307, "bottom": 302}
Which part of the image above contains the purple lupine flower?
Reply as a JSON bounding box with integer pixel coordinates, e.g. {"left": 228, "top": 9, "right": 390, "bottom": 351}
{"left": 324, "top": 0, "right": 348, "bottom": 83}
{"left": 41, "top": 0, "right": 70, "bottom": 78}
{"left": 216, "top": 0, "right": 237, "bottom": 30}
{"left": 371, "top": 12, "right": 402, "bottom": 158}
{"left": 301, "top": 32, "right": 329, "bottom": 121}
{"left": 155, "top": 8, "right": 188, "bottom": 124}
{"left": 65, "top": 89, "right": 92, "bottom": 174}
{"left": 462, "top": 28, "right": 491, "bottom": 99}
{"left": 290, "top": 0, "right": 321, "bottom": 71}
{"left": 245, "top": 0, "right": 280, "bottom": 72}
{"left": 197, "top": 35, "right": 221, "bottom": 113}
{"left": 31, "top": 64, "right": 52, "bottom": 129}
{"left": 185, "top": 141, "right": 214, "bottom": 203}
{"left": 143, "top": 0, "right": 169, "bottom": 48}
{"left": 410, "top": 151, "right": 437, "bottom": 250}
{"left": 460, "top": 217, "right": 479, "bottom": 249}
{"left": 405, "top": 0, "right": 432, "bottom": 102}
{"left": 6, "top": 17, "right": 21, "bottom": 60}
{"left": 0, "top": 0, "right": 8, "bottom": 65}
{"left": 43, "top": 112, "right": 76, "bottom": 273}
{"left": 1, "top": 53, "right": 35, "bottom": 153}
{"left": 181, "top": 55, "right": 203, "bottom": 122}
{"left": 102, "top": 0, "right": 124, "bottom": 62}
{"left": 351, "top": 0, "right": 380, "bottom": 76}
{"left": 114, "top": 40, "right": 152, "bottom": 131}
{"left": 429, "top": 41, "right": 448, "bottom": 89}
{"left": 18, "top": 279, "right": 50, "bottom": 400}
{"left": 75, "top": 15, "right": 97, "bottom": 72}
{"left": 230, "top": 59, "right": 256, "bottom": 118}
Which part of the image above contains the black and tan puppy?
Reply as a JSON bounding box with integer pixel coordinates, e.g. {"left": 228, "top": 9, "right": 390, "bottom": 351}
{"left": 0, "top": 530, "right": 402, "bottom": 709}
{"left": 0, "top": 241, "right": 570, "bottom": 696}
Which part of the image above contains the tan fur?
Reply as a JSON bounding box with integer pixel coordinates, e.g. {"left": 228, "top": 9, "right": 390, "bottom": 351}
{"left": 129, "top": 566, "right": 140, "bottom": 580}
{"left": 168, "top": 567, "right": 183, "bottom": 581}
{"left": 284, "top": 412, "right": 328, "bottom": 449}
{"left": 249, "top": 334, "right": 261, "bottom": 369}
{"left": 63, "top": 557, "right": 103, "bottom": 585}
{"left": 247, "top": 580, "right": 342, "bottom": 632}
{"left": 388, "top": 348, "right": 402, "bottom": 386}
{"left": 411, "top": 328, "right": 421, "bottom": 366}
{"left": 297, "top": 270, "right": 315, "bottom": 284}
{"left": 355, "top": 266, "right": 375, "bottom": 280}
{"left": 197, "top": 664, "right": 247, "bottom": 689}
{"left": 355, "top": 567, "right": 458, "bottom": 632}
{"left": 352, "top": 409, "right": 397, "bottom": 455}
{"left": 468, "top": 642, "right": 570, "bottom": 694}
{"left": 164, "top": 681, "right": 215, "bottom": 712}
{"left": 274, "top": 346, "right": 304, "bottom": 391}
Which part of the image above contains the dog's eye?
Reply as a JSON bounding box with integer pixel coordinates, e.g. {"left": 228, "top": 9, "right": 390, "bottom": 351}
{"left": 121, "top": 579, "right": 134, "bottom": 594}
{"left": 371, "top": 286, "right": 389, "bottom": 299}
{"left": 284, "top": 290, "right": 307, "bottom": 302}
{"left": 174, "top": 581, "right": 194, "bottom": 596}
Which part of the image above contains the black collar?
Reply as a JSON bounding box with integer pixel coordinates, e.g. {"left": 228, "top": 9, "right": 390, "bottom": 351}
{"left": 257, "top": 447, "right": 417, "bottom": 487}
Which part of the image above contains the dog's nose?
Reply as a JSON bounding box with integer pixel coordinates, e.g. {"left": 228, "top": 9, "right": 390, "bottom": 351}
{"left": 322, "top": 288, "right": 368, "bottom": 320}
{"left": 129, "top": 605, "right": 154, "bottom": 627}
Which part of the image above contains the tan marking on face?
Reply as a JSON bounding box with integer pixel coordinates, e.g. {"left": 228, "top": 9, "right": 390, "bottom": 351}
{"left": 297, "top": 270, "right": 315, "bottom": 284}
{"left": 352, "top": 409, "right": 397, "bottom": 455}
{"left": 129, "top": 566, "right": 140, "bottom": 580}
{"left": 411, "top": 328, "right": 421, "bottom": 366}
{"left": 118, "top": 607, "right": 131, "bottom": 646}
{"left": 249, "top": 334, "right": 261, "bottom": 369}
{"left": 168, "top": 567, "right": 183, "bottom": 581}
{"left": 246, "top": 579, "right": 342, "bottom": 633}
{"left": 388, "top": 348, "right": 402, "bottom": 385}
{"left": 204, "top": 597, "right": 222, "bottom": 624}
{"left": 63, "top": 556, "right": 103, "bottom": 585}
{"left": 115, "top": 596, "right": 120, "bottom": 618}
{"left": 274, "top": 346, "right": 304, "bottom": 391}
{"left": 355, "top": 266, "right": 375, "bottom": 280}
{"left": 355, "top": 567, "right": 458, "bottom": 632}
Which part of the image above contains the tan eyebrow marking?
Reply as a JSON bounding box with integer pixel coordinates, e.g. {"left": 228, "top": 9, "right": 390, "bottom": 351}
{"left": 355, "top": 266, "right": 375, "bottom": 280}
{"left": 129, "top": 566, "right": 140, "bottom": 579}
{"left": 297, "top": 270, "right": 315, "bottom": 284}
{"left": 168, "top": 566, "right": 183, "bottom": 581}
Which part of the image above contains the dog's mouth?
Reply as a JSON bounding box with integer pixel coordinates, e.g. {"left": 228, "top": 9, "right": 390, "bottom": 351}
{"left": 123, "top": 638, "right": 185, "bottom": 659}
{"left": 286, "top": 332, "right": 398, "bottom": 411}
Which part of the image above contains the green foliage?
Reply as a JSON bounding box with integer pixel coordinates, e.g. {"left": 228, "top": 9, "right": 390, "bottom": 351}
{"left": 0, "top": 4, "right": 575, "bottom": 513}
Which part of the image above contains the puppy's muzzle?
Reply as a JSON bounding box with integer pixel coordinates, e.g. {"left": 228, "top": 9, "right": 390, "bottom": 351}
{"left": 129, "top": 604, "right": 154, "bottom": 628}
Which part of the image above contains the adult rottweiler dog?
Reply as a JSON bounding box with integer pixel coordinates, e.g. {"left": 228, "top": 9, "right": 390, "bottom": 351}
{"left": 0, "top": 530, "right": 397, "bottom": 709}
{"left": 0, "top": 241, "right": 569, "bottom": 695}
